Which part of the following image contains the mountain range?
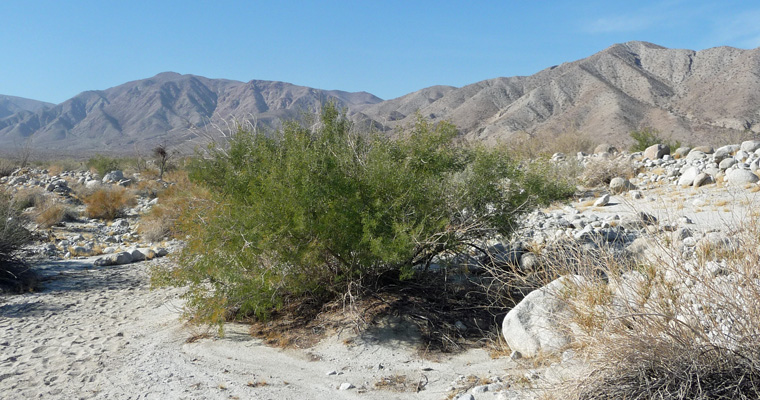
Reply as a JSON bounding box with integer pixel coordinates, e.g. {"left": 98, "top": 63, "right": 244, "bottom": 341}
{"left": 2, "top": 41, "right": 759, "bottom": 155}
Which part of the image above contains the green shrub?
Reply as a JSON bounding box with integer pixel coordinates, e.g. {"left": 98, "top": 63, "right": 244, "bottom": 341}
{"left": 86, "top": 154, "right": 123, "bottom": 176}
{"left": 157, "top": 103, "right": 574, "bottom": 328}
{"left": 629, "top": 127, "right": 681, "bottom": 152}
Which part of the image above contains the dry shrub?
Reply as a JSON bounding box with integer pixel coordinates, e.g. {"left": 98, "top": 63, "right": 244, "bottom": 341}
{"left": 11, "top": 189, "right": 77, "bottom": 228}
{"left": 506, "top": 130, "right": 596, "bottom": 160}
{"left": 0, "top": 192, "right": 35, "bottom": 292}
{"left": 12, "top": 187, "right": 47, "bottom": 210}
{"left": 559, "top": 227, "right": 760, "bottom": 399}
{"left": 83, "top": 187, "right": 136, "bottom": 220}
{"left": 580, "top": 156, "right": 636, "bottom": 187}
{"left": 138, "top": 170, "right": 201, "bottom": 242}
{"left": 35, "top": 199, "right": 78, "bottom": 228}
{"left": 0, "top": 158, "right": 17, "bottom": 177}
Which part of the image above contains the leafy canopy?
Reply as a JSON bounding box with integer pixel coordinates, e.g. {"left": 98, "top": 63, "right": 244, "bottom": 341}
{"left": 157, "top": 103, "right": 574, "bottom": 327}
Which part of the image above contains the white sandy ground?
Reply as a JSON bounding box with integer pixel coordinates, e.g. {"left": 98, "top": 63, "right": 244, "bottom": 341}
{"left": 2, "top": 183, "right": 758, "bottom": 400}
{"left": 1, "top": 257, "right": 543, "bottom": 400}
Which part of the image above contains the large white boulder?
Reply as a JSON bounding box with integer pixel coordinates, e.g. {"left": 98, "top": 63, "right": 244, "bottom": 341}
{"left": 502, "top": 275, "right": 586, "bottom": 358}
{"left": 726, "top": 168, "right": 759, "bottom": 185}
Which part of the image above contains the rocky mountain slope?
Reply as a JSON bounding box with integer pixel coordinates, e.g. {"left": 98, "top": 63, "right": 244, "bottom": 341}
{"left": 0, "top": 95, "right": 54, "bottom": 119}
{"left": 2, "top": 41, "right": 759, "bottom": 154}
{"left": 0, "top": 72, "right": 382, "bottom": 154}
{"left": 359, "top": 41, "right": 760, "bottom": 145}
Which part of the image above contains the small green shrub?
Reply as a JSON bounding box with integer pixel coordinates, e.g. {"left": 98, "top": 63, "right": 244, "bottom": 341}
{"left": 156, "top": 103, "right": 575, "bottom": 328}
{"left": 629, "top": 127, "right": 681, "bottom": 152}
{"left": 86, "top": 154, "right": 123, "bottom": 176}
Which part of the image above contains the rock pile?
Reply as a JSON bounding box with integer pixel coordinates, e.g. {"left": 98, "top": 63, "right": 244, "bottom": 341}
{"left": 1, "top": 167, "right": 180, "bottom": 265}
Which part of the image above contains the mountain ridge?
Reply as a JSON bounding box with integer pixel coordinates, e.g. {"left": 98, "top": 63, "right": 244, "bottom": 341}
{"left": 2, "top": 41, "right": 759, "bottom": 154}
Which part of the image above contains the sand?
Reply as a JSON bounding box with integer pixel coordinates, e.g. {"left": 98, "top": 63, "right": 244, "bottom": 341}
{"left": 1, "top": 258, "right": 531, "bottom": 399}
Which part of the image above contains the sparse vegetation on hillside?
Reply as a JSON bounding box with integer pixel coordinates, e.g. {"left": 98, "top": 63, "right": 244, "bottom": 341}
{"left": 153, "top": 103, "right": 574, "bottom": 328}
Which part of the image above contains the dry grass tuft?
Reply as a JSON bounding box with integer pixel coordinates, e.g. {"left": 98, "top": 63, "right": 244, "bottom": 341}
{"left": 562, "top": 228, "right": 760, "bottom": 399}
{"left": 580, "top": 157, "right": 636, "bottom": 187}
{"left": 35, "top": 200, "right": 78, "bottom": 228}
{"left": 83, "top": 187, "right": 136, "bottom": 220}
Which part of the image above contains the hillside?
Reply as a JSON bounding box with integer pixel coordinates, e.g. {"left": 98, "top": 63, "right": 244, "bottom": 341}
{"left": 0, "top": 72, "right": 382, "bottom": 154}
{"left": 359, "top": 41, "right": 760, "bottom": 145}
{"left": 0, "top": 95, "right": 54, "bottom": 119}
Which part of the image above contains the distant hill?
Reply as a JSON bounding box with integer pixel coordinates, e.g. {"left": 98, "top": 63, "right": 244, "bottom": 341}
{"left": 2, "top": 41, "right": 759, "bottom": 155}
{"left": 358, "top": 41, "right": 760, "bottom": 146}
{"left": 0, "top": 72, "right": 382, "bottom": 154}
{"left": 0, "top": 95, "right": 54, "bottom": 119}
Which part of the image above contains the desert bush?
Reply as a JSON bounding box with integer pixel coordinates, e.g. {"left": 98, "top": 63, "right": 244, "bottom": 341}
{"left": 138, "top": 170, "right": 199, "bottom": 242}
{"left": 154, "top": 103, "right": 574, "bottom": 328}
{"left": 82, "top": 187, "right": 136, "bottom": 220}
{"left": 0, "top": 158, "right": 17, "bottom": 177}
{"left": 506, "top": 130, "right": 596, "bottom": 160}
{"left": 630, "top": 127, "right": 681, "bottom": 152}
{"left": 11, "top": 187, "right": 47, "bottom": 210}
{"left": 0, "top": 193, "right": 32, "bottom": 262}
{"left": 0, "top": 192, "right": 35, "bottom": 292}
{"left": 86, "top": 154, "right": 124, "bottom": 176}
{"left": 34, "top": 197, "right": 78, "bottom": 228}
{"left": 580, "top": 156, "right": 637, "bottom": 187}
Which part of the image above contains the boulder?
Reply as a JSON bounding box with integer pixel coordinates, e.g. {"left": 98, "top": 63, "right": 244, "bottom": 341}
{"left": 726, "top": 168, "right": 759, "bottom": 185}
{"left": 691, "top": 145, "right": 714, "bottom": 154}
{"left": 719, "top": 158, "right": 737, "bottom": 170}
{"left": 741, "top": 140, "right": 760, "bottom": 153}
{"left": 593, "top": 194, "right": 610, "bottom": 207}
{"left": 673, "top": 147, "right": 692, "bottom": 158}
{"left": 685, "top": 150, "right": 707, "bottom": 161}
{"left": 128, "top": 248, "right": 146, "bottom": 262}
{"left": 643, "top": 144, "right": 670, "bottom": 160}
{"left": 713, "top": 145, "right": 740, "bottom": 163}
{"left": 678, "top": 166, "right": 700, "bottom": 186}
{"left": 502, "top": 275, "right": 586, "bottom": 358}
{"left": 102, "top": 170, "right": 125, "bottom": 183}
{"left": 609, "top": 177, "right": 634, "bottom": 194}
{"left": 594, "top": 143, "right": 618, "bottom": 155}
{"left": 692, "top": 172, "right": 713, "bottom": 188}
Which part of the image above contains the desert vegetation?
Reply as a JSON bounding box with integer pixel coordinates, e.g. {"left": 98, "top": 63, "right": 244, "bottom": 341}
{"left": 152, "top": 103, "right": 575, "bottom": 329}
{"left": 0, "top": 192, "right": 35, "bottom": 292}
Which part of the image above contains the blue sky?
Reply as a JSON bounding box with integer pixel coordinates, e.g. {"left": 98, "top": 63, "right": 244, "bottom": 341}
{"left": 2, "top": 1, "right": 759, "bottom": 104}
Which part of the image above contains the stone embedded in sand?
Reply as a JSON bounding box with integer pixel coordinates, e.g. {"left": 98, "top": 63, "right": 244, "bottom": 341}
{"left": 593, "top": 194, "right": 610, "bottom": 207}
{"left": 502, "top": 275, "right": 587, "bottom": 358}
{"left": 339, "top": 382, "right": 355, "bottom": 390}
